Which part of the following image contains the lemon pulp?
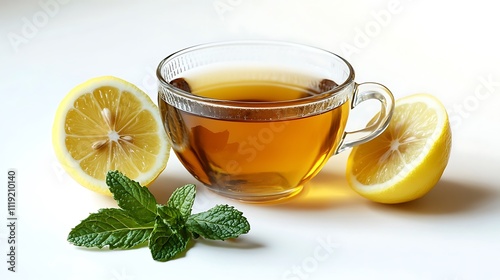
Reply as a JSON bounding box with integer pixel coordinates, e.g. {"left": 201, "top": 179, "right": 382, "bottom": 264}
{"left": 52, "top": 76, "right": 170, "bottom": 195}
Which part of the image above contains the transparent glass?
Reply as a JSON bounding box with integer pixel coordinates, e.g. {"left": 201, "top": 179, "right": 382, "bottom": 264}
{"left": 157, "top": 41, "right": 394, "bottom": 203}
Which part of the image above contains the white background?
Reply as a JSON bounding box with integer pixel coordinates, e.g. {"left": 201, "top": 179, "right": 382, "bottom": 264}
{"left": 1, "top": 0, "right": 500, "bottom": 279}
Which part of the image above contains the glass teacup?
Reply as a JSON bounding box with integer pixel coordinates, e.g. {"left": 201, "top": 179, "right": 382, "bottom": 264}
{"left": 158, "top": 41, "right": 394, "bottom": 202}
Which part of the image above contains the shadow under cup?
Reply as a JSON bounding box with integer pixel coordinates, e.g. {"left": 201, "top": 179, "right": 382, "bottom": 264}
{"left": 157, "top": 41, "right": 394, "bottom": 203}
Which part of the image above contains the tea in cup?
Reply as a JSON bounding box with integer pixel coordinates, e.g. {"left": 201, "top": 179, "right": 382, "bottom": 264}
{"left": 158, "top": 41, "right": 394, "bottom": 202}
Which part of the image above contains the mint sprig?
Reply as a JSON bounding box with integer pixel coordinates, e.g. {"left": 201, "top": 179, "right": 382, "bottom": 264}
{"left": 67, "top": 170, "right": 251, "bottom": 262}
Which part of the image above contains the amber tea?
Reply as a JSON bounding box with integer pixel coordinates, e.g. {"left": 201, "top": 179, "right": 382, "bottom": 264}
{"left": 159, "top": 66, "right": 350, "bottom": 201}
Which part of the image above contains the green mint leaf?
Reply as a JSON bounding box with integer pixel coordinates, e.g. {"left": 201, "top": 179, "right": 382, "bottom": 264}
{"left": 67, "top": 208, "right": 154, "bottom": 249}
{"left": 106, "top": 170, "right": 157, "bottom": 224}
{"left": 186, "top": 204, "right": 250, "bottom": 240}
{"left": 166, "top": 184, "right": 196, "bottom": 221}
{"left": 149, "top": 215, "right": 190, "bottom": 262}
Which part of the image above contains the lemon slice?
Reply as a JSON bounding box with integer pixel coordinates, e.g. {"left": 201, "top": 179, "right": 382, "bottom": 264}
{"left": 52, "top": 76, "right": 170, "bottom": 195}
{"left": 346, "top": 93, "right": 452, "bottom": 203}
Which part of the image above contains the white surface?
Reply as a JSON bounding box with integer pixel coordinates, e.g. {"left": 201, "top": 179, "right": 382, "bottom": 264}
{"left": 1, "top": 0, "right": 500, "bottom": 279}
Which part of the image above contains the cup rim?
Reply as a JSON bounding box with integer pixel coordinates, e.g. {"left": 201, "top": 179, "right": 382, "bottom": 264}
{"left": 157, "top": 40, "right": 355, "bottom": 109}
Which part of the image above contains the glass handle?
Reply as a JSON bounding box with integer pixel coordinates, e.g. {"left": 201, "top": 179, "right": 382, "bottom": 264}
{"left": 335, "top": 82, "right": 395, "bottom": 154}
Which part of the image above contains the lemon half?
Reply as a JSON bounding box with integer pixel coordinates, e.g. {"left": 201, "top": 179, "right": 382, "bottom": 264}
{"left": 346, "top": 94, "right": 452, "bottom": 203}
{"left": 52, "top": 76, "right": 170, "bottom": 195}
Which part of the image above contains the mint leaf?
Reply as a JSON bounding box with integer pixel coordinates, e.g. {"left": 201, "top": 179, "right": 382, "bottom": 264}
{"left": 166, "top": 184, "right": 196, "bottom": 221}
{"left": 106, "top": 170, "right": 157, "bottom": 224}
{"left": 68, "top": 208, "right": 153, "bottom": 249}
{"left": 186, "top": 204, "right": 250, "bottom": 240}
{"left": 149, "top": 215, "right": 190, "bottom": 262}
